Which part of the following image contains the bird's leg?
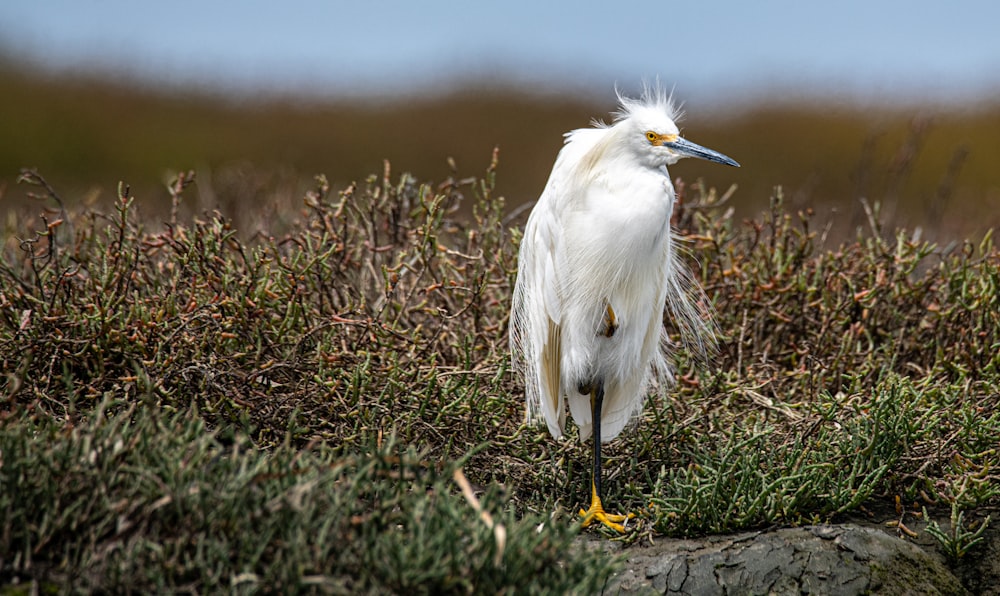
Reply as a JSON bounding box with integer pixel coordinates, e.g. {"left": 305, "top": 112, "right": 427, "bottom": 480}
{"left": 579, "top": 381, "right": 635, "bottom": 532}
{"left": 601, "top": 303, "right": 618, "bottom": 338}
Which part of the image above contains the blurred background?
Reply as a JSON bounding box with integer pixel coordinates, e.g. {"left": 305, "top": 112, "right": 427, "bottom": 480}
{"left": 1, "top": 0, "right": 999, "bottom": 240}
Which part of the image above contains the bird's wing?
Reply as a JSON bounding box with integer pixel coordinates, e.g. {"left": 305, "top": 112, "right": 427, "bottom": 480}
{"left": 535, "top": 197, "right": 567, "bottom": 436}
{"left": 511, "top": 193, "right": 566, "bottom": 439}
{"left": 538, "top": 210, "right": 563, "bottom": 324}
{"left": 541, "top": 317, "right": 565, "bottom": 435}
{"left": 512, "top": 128, "right": 609, "bottom": 439}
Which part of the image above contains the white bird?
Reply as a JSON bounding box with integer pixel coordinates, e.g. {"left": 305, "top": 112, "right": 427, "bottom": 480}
{"left": 510, "top": 84, "right": 739, "bottom": 532}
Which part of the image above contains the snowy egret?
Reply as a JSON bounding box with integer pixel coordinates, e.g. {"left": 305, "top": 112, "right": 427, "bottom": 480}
{"left": 509, "top": 84, "right": 739, "bottom": 532}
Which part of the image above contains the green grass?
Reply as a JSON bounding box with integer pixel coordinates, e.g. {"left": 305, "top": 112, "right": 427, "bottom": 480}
{"left": 0, "top": 398, "right": 618, "bottom": 593}
{"left": 1, "top": 163, "right": 998, "bottom": 591}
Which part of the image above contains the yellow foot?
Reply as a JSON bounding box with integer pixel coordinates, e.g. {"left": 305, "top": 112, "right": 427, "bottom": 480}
{"left": 579, "top": 495, "right": 635, "bottom": 533}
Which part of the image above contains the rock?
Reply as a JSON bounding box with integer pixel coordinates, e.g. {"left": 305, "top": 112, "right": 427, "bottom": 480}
{"left": 604, "top": 524, "right": 971, "bottom": 595}
{"left": 961, "top": 518, "right": 1000, "bottom": 596}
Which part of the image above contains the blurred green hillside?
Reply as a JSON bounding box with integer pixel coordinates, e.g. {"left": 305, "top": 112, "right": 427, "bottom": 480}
{"left": 2, "top": 60, "right": 998, "bottom": 239}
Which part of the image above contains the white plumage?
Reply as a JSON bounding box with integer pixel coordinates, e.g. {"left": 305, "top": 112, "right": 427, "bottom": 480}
{"left": 509, "top": 84, "right": 738, "bottom": 531}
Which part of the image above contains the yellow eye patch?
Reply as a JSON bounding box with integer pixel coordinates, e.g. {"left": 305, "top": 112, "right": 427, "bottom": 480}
{"left": 644, "top": 131, "right": 678, "bottom": 145}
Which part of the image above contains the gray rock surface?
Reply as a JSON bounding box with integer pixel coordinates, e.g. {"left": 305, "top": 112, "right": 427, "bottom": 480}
{"left": 598, "top": 523, "right": 991, "bottom": 595}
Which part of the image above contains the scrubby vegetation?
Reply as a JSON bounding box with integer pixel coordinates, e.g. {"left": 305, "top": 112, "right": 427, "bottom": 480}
{"left": 1, "top": 162, "right": 998, "bottom": 592}
{"left": 4, "top": 61, "right": 1000, "bottom": 241}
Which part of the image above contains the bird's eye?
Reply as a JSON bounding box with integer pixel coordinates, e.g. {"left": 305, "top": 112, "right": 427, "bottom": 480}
{"left": 645, "top": 131, "right": 658, "bottom": 144}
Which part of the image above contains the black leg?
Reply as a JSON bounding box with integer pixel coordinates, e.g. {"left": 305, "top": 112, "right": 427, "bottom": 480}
{"left": 579, "top": 380, "right": 632, "bottom": 532}
{"left": 591, "top": 381, "right": 604, "bottom": 502}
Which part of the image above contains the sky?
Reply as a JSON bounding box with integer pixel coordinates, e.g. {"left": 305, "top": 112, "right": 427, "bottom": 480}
{"left": 1, "top": 1, "right": 999, "bottom": 106}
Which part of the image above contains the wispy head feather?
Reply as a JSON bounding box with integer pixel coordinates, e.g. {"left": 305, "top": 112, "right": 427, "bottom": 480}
{"left": 612, "top": 80, "right": 684, "bottom": 124}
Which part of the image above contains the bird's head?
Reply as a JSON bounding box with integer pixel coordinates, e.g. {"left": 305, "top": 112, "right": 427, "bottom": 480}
{"left": 613, "top": 84, "right": 740, "bottom": 169}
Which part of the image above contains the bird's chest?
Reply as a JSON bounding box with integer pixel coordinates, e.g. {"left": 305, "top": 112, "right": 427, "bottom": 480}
{"left": 583, "top": 173, "right": 674, "bottom": 250}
